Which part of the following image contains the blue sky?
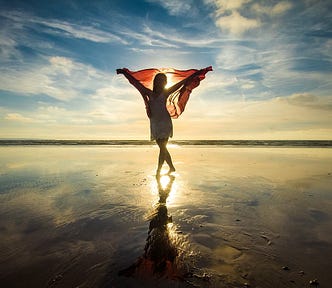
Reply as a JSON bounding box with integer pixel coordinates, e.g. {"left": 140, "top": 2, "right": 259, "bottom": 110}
{"left": 0, "top": 0, "right": 331, "bottom": 139}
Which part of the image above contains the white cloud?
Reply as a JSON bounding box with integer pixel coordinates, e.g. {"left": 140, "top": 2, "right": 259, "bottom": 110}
{"left": 141, "top": 23, "right": 226, "bottom": 48}
{"left": 147, "top": 0, "right": 194, "bottom": 15}
{"left": 206, "top": 0, "right": 250, "bottom": 12}
{"left": 252, "top": 1, "right": 292, "bottom": 16}
{"left": 35, "top": 18, "right": 127, "bottom": 44}
{"left": 323, "top": 39, "right": 332, "bottom": 59}
{"left": 0, "top": 66, "right": 54, "bottom": 97}
{"left": 0, "top": 10, "right": 126, "bottom": 44}
{"left": 38, "top": 105, "right": 66, "bottom": 113}
{"left": 254, "top": 40, "right": 332, "bottom": 96}
{"left": 49, "top": 56, "right": 75, "bottom": 76}
{"left": 118, "top": 23, "right": 224, "bottom": 50}
{"left": 3, "top": 105, "right": 79, "bottom": 125}
{"left": 0, "top": 34, "right": 19, "bottom": 60}
{"left": 176, "top": 94, "right": 332, "bottom": 140}
{"left": 279, "top": 93, "right": 332, "bottom": 110}
{"left": 271, "top": 1, "right": 292, "bottom": 15}
{"left": 5, "top": 113, "right": 35, "bottom": 123}
{"left": 215, "top": 11, "right": 260, "bottom": 35}
{"left": 216, "top": 45, "right": 257, "bottom": 70}
{"left": 0, "top": 56, "right": 112, "bottom": 101}
{"left": 241, "top": 82, "right": 255, "bottom": 90}
{"left": 207, "top": 0, "right": 292, "bottom": 35}
{"left": 91, "top": 82, "right": 142, "bottom": 101}
{"left": 197, "top": 71, "right": 238, "bottom": 90}
{"left": 117, "top": 26, "right": 178, "bottom": 48}
{"left": 206, "top": 0, "right": 261, "bottom": 35}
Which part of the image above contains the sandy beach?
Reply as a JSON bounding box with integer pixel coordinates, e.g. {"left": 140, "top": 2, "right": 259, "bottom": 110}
{"left": 0, "top": 145, "right": 331, "bottom": 288}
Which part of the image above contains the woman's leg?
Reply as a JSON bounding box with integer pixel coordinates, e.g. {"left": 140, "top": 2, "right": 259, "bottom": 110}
{"left": 156, "top": 138, "right": 175, "bottom": 175}
{"left": 156, "top": 139, "right": 166, "bottom": 174}
{"left": 165, "top": 146, "right": 175, "bottom": 173}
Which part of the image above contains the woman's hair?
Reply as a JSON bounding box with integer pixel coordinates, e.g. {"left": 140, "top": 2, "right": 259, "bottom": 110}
{"left": 153, "top": 73, "right": 167, "bottom": 93}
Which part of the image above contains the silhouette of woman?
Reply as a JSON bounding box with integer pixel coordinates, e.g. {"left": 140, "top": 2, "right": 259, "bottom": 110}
{"left": 116, "top": 67, "right": 212, "bottom": 175}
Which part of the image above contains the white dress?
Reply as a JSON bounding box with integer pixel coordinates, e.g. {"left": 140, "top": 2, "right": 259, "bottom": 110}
{"left": 148, "top": 93, "right": 173, "bottom": 141}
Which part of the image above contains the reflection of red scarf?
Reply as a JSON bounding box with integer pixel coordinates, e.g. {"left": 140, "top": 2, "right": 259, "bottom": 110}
{"left": 124, "top": 66, "right": 212, "bottom": 118}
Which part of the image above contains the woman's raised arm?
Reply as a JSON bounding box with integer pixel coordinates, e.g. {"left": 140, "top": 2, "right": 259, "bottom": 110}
{"left": 117, "top": 68, "right": 151, "bottom": 98}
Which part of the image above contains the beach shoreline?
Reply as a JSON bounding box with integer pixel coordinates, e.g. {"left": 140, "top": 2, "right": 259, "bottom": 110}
{"left": 0, "top": 139, "right": 332, "bottom": 148}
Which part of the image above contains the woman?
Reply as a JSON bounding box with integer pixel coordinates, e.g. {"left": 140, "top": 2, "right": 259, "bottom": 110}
{"left": 116, "top": 67, "right": 211, "bottom": 175}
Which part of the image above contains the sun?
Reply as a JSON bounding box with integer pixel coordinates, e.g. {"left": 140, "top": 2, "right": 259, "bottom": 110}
{"left": 165, "top": 74, "right": 175, "bottom": 88}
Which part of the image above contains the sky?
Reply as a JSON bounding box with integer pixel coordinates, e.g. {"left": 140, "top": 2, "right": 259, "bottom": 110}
{"left": 0, "top": 0, "right": 331, "bottom": 140}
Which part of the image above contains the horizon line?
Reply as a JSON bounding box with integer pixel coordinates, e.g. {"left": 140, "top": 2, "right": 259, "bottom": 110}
{"left": 1, "top": 138, "right": 332, "bottom": 141}
{"left": 1, "top": 139, "right": 332, "bottom": 147}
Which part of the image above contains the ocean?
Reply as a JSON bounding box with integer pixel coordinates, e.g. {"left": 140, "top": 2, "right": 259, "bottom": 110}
{"left": 1, "top": 139, "right": 331, "bottom": 147}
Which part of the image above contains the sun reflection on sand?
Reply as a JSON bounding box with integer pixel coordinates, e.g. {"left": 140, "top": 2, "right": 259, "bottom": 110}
{"left": 158, "top": 175, "right": 171, "bottom": 190}
{"left": 157, "top": 175, "right": 178, "bottom": 206}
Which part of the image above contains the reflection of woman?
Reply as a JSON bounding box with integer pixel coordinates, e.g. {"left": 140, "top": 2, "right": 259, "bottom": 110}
{"left": 144, "top": 175, "right": 176, "bottom": 275}
{"left": 116, "top": 67, "right": 212, "bottom": 175}
{"left": 118, "top": 175, "right": 180, "bottom": 279}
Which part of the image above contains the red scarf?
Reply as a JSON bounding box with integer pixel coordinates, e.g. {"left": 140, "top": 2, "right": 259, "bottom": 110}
{"left": 124, "top": 66, "right": 212, "bottom": 118}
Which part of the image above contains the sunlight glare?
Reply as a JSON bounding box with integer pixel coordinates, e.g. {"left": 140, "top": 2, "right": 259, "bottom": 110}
{"left": 159, "top": 175, "right": 170, "bottom": 190}
{"left": 167, "top": 143, "right": 180, "bottom": 149}
{"left": 165, "top": 74, "right": 175, "bottom": 88}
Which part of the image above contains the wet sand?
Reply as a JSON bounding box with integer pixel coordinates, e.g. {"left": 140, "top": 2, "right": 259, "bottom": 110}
{"left": 0, "top": 145, "right": 331, "bottom": 287}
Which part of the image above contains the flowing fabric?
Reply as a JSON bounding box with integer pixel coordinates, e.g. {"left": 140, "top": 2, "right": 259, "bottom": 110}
{"left": 123, "top": 66, "right": 212, "bottom": 118}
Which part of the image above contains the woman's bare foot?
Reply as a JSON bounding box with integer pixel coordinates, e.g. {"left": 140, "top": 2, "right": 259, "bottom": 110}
{"left": 168, "top": 167, "right": 176, "bottom": 174}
